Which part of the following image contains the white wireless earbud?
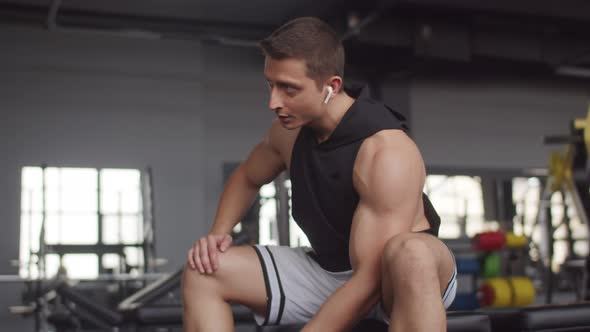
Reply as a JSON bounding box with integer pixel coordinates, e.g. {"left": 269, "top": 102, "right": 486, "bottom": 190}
{"left": 323, "top": 86, "right": 334, "bottom": 104}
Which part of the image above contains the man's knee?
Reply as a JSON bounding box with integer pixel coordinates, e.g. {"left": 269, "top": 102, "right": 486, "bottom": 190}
{"left": 182, "top": 249, "right": 235, "bottom": 299}
{"left": 182, "top": 246, "right": 259, "bottom": 301}
{"left": 183, "top": 263, "right": 219, "bottom": 297}
{"left": 382, "top": 234, "right": 437, "bottom": 278}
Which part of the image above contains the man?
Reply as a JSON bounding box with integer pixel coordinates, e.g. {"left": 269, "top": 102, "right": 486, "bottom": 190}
{"left": 183, "top": 17, "right": 457, "bottom": 332}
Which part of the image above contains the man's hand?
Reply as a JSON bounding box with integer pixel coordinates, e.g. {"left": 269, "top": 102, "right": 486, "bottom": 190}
{"left": 187, "top": 234, "right": 233, "bottom": 274}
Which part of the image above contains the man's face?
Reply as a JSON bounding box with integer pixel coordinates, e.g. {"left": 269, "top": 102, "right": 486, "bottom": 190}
{"left": 263, "top": 56, "right": 326, "bottom": 129}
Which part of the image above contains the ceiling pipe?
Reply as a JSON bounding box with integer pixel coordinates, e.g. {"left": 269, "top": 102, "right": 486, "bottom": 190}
{"left": 201, "top": 35, "right": 259, "bottom": 48}
{"left": 555, "top": 65, "right": 590, "bottom": 79}
{"left": 341, "top": 11, "right": 381, "bottom": 41}
{"left": 44, "top": 0, "right": 164, "bottom": 40}
{"left": 46, "top": 0, "right": 61, "bottom": 31}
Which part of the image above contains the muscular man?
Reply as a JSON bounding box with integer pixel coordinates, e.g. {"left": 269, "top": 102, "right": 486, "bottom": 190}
{"left": 183, "top": 17, "right": 457, "bottom": 332}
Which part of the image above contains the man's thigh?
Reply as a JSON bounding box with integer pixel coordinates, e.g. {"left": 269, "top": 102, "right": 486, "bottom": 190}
{"left": 183, "top": 245, "right": 268, "bottom": 317}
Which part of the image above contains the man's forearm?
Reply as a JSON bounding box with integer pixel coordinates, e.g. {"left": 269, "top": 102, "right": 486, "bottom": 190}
{"left": 303, "top": 273, "right": 381, "bottom": 332}
{"left": 210, "top": 165, "right": 261, "bottom": 234}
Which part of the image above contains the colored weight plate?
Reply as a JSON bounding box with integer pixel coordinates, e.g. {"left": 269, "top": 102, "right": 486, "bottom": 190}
{"left": 482, "top": 253, "right": 502, "bottom": 278}
{"left": 480, "top": 278, "right": 512, "bottom": 307}
{"left": 450, "top": 293, "right": 480, "bottom": 311}
{"left": 473, "top": 231, "right": 506, "bottom": 251}
{"left": 479, "top": 283, "right": 495, "bottom": 307}
{"left": 456, "top": 257, "right": 480, "bottom": 275}
{"left": 509, "top": 277, "right": 535, "bottom": 306}
{"left": 505, "top": 232, "right": 527, "bottom": 249}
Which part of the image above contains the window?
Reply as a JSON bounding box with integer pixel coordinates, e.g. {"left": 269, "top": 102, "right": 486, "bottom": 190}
{"left": 258, "top": 180, "right": 310, "bottom": 247}
{"left": 20, "top": 167, "right": 147, "bottom": 279}
{"left": 425, "top": 175, "right": 489, "bottom": 239}
{"left": 512, "top": 176, "right": 543, "bottom": 258}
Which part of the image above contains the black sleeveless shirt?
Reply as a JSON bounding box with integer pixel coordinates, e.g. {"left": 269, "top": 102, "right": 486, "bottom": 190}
{"left": 289, "top": 85, "right": 441, "bottom": 272}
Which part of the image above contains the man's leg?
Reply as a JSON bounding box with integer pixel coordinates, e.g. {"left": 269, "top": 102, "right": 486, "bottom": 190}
{"left": 380, "top": 233, "right": 455, "bottom": 332}
{"left": 182, "top": 246, "right": 267, "bottom": 332}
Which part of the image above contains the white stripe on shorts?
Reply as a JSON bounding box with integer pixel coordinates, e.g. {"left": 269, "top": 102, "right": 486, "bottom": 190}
{"left": 442, "top": 266, "right": 458, "bottom": 308}
{"left": 253, "top": 245, "right": 286, "bottom": 325}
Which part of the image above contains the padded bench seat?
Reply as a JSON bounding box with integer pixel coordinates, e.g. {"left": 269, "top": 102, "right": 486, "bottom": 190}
{"left": 447, "top": 311, "right": 492, "bottom": 332}
{"left": 485, "top": 303, "right": 590, "bottom": 332}
{"left": 261, "top": 313, "right": 492, "bottom": 332}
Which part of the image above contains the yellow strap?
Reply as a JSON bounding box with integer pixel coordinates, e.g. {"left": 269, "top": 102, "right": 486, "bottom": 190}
{"left": 573, "top": 107, "right": 590, "bottom": 157}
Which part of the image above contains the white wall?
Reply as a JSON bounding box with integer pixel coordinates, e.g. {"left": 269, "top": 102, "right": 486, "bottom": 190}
{"left": 411, "top": 77, "right": 589, "bottom": 170}
{"left": 380, "top": 78, "right": 412, "bottom": 127}
{"left": 200, "top": 45, "right": 273, "bottom": 224}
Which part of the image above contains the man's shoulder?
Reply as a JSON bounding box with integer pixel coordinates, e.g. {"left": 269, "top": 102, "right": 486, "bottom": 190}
{"left": 354, "top": 129, "right": 423, "bottom": 177}
{"left": 359, "top": 129, "right": 415, "bottom": 157}
{"left": 353, "top": 129, "right": 425, "bottom": 196}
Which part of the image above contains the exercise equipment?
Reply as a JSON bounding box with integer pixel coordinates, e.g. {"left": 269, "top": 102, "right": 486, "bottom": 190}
{"left": 480, "top": 278, "right": 512, "bottom": 307}
{"left": 452, "top": 293, "right": 480, "bottom": 311}
{"left": 447, "top": 312, "right": 491, "bottom": 332}
{"left": 482, "top": 253, "right": 502, "bottom": 278}
{"left": 264, "top": 303, "right": 590, "bottom": 332}
{"left": 41, "top": 267, "right": 259, "bottom": 331}
{"left": 541, "top": 107, "right": 590, "bottom": 303}
{"left": 141, "top": 167, "right": 159, "bottom": 273}
{"left": 505, "top": 233, "right": 527, "bottom": 249}
{"left": 456, "top": 257, "right": 480, "bottom": 275}
{"left": 509, "top": 277, "right": 536, "bottom": 306}
{"left": 452, "top": 255, "right": 480, "bottom": 311}
{"left": 479, "top": 277, "right": 535, "bottom": 307}
{"left": 467, "top": 229, "right": 533, "bottom": 311}
{"left": 485, "top": 302, "right": 590, "bottom": 332}
{"left": 473, "top": 231, "right": 506, "bottom": 251}
{"left": 472, "top": 231, "right": 527, "bottom": 252}
{"left": 11, "top": 165, "right": 170, "bottom": 330}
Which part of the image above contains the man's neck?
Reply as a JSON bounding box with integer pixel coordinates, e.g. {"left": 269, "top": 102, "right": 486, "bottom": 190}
{"left": 309, "top": 93, "right": 356, "bottom": 144}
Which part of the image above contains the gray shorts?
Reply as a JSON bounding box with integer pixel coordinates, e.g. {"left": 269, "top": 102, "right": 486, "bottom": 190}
{"left": 252, "top": 245, "right": 457, "bottom": 326}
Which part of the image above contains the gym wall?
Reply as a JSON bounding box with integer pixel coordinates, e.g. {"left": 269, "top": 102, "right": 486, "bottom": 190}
{"left": 0, "top": 23, "right": 588, "bottom": 330}
{"left": 412, "top": 77, "right": 589, "bottom": 169}
{"left": 0, "top": 25, "right": 268, "bottom": 330}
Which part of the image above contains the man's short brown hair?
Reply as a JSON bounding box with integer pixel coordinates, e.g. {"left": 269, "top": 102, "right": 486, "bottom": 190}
{"left": 259, "top": 17, "right": 345, "bottom": 88}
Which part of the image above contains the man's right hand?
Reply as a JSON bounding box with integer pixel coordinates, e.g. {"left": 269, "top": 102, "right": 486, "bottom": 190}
{"left": 187, "top": 234, "right": 233, "bottom": 274}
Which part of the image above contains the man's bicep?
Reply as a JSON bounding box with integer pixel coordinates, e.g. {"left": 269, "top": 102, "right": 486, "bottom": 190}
{"left": 242, "top": 135, "right": 286, "bottom": 187}
{"left": 349, "top": 198, "right": 415, "bottom": 273}
{"left": 349, "top": 145, "right": 425, "bottom": 272}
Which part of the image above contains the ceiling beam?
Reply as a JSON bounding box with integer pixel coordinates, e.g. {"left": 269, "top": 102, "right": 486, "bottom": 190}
{"left": 0, "top": 3, "right": 272, "bottom": 41}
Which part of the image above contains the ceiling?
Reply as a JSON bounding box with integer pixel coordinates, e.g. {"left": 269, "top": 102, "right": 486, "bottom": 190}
{"left": 1, "top": 0, "right": 589, "bottom": 80}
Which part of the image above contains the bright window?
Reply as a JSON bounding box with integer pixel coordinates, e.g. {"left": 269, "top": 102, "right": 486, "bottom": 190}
{"left": 20, "top": 167, "right": 144, "bottom": 279}
{"left": 258, "top": 180, "right": 310, "bottom": 247}
{"left": 424, "top": 175, "right": 490, "bottom": 238}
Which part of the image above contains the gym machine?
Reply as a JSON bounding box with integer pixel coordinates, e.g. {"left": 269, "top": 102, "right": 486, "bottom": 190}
{"left": 541, "top": 107, "right": 590, "bottom": 302}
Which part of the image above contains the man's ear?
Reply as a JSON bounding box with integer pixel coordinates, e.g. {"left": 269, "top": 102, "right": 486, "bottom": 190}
{"left": 325, "top": 76, "right": 343, "bottom": 95}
